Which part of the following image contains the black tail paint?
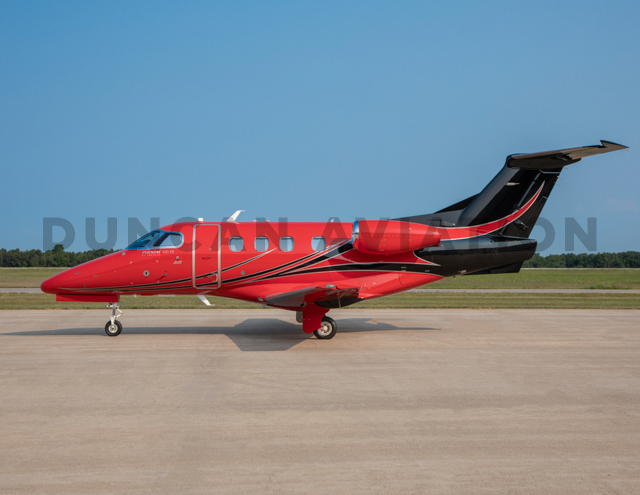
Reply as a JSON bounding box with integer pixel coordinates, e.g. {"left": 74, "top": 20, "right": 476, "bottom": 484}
{"left": 398, "top": 140, "right": 627, "bottom": 239}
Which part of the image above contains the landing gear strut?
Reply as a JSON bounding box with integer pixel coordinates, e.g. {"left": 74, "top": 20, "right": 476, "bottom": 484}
{"left": 105, "top": 303, "right": 123, "bottom": 336}
{"left": 314, "top": 316, "right": 337, "bottom": 340}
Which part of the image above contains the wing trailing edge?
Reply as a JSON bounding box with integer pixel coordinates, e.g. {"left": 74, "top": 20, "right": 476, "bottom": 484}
{"left": 266, "top": 285, "right": 361, "bottom": 309}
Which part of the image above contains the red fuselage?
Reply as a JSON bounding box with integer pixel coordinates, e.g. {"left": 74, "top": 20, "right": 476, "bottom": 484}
{"left": 41, "top": 221, "right": 444, "bottom": 307}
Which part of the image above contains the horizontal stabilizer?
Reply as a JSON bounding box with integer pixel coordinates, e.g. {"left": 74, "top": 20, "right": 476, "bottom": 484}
{"left": 507, "top": 140, "right": 627, "bottom": 169}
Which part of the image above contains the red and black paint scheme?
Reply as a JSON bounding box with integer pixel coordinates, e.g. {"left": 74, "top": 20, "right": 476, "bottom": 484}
{"left": 41, "top": 140, "right": 627, "bottom": 339}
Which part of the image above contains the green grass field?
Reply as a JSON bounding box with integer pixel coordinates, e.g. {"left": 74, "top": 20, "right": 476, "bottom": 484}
{"left": 1, "top": 268, "right": 638, "bottom": 310}
{"left": 2, "top": 267, "right": 639, "bottom": 289}
{"left": 0, "top": 268, "right": 65, "bottom": 287}
{"left": 422, "top": 269, "right": 640, "bottom": 290}
{"left": 0, "top": 293, "right": 258, "bottom": 310}
{"left": 0, "top": 292, "right": 638, "bottom": 310}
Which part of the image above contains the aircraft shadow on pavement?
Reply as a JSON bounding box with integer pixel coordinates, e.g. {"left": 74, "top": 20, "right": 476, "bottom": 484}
{"left": 4, "top": 317, "right": 440, "bottom": 352}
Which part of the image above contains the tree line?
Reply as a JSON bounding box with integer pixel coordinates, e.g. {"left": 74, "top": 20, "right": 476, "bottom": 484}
{"left": 522, "top": 251, "right": 640, "bottom": 268}
{"left": 1, "top": 245, "right": 639, "bottom": 268}
{"left": 0, "top": 245, "right": 115, "bottom": 268}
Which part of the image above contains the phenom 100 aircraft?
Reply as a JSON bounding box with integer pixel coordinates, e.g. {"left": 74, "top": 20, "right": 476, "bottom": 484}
{"left": 41, "top": 140, "right": 626, "bottom": 339}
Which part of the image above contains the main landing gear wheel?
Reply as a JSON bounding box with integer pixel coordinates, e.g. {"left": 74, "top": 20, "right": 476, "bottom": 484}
{"left": 105, "top": 320, "right": 122, "bottom": 336}
{"left": 314, "top": 316, "right": 337, "bottom": 340}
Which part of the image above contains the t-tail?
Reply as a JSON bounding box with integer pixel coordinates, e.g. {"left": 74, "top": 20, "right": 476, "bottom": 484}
{"left": 399, "top": 140, "right": 627, "bottom": 276}
{"left": 399, "top": 140, "right": 627, "bottom": 236}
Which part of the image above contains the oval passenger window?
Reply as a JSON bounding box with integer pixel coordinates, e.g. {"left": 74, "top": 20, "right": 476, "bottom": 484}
{"left": 312, "top": 237, "right": 326, "bottom": 252}
{"left": 280, "top": 237, "right": 294, "bottom": 252}
{"left": 255, "top": 237, "right": 269, "bottom": 252}
{"left": 229, "top": 237, "right": 244, "bottom": 252}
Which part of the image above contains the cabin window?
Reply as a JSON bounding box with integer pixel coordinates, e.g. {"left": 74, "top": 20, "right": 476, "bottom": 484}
{"left": 280, "top": 236, "right": 294, "bottom": 252}
{"left": 229, "top": 237, "right": 244, "bottom": 252}
{"left": 312, "top": 236, "right": 326, "bottom": 252}
{"left": 153, "top": 232, "right": 183, "bottom": 248}
{"left": 255, "top": 236, "right": 269, "bottom": 252}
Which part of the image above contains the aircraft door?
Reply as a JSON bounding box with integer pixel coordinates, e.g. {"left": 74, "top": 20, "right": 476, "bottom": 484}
{"left": 192, "top": 224, "right": 220, "bottom": 289}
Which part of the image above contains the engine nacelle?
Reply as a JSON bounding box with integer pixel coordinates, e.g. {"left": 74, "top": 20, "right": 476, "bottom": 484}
{"left": 352, "top": 220, "right": 441, "bottom": 255}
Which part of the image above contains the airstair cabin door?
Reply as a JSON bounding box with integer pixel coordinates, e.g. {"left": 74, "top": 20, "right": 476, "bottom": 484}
{"left": 192, "top": 224, "right": 220, "bottom": 289}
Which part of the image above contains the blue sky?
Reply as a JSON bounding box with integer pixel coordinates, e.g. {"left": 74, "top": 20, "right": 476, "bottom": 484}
{"left": 1, "top": 1, "right": 638, "bottom": 254}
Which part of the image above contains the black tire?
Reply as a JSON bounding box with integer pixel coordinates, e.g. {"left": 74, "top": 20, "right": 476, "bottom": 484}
{"left": 105, "top": 320, "right": 122, "bottom": 337}
{"left": 314, "top": 316, "right": 337, "bottom": 340}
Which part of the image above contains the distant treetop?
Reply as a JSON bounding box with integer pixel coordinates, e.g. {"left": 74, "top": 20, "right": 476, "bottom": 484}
{"left": 0, "top": 246, "right": 116, "bottom": 267}
{"left": 0, "top": 246, "right": 638, "bottom": 268}
{"left": 522, "top": 252, "right": 640, "bottom": 269}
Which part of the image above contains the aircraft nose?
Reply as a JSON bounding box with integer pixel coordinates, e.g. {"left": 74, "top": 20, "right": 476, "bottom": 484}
{"left": 41, "top": 273, "right": 62, "bottom": 294}
{"left": 41, "top": 270, "right": 76, "bottom": 294}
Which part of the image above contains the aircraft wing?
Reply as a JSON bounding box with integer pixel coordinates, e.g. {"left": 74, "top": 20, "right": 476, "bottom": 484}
{"left": 265, "top": 285, "right": 361, "bottom": 309}
{"left": 507, "top": 140, "right": 627, "bottom": 169}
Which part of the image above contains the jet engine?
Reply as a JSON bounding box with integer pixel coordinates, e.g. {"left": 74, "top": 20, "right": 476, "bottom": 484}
{"left": 352, "top": 220, "right": 441, "bottom": 255}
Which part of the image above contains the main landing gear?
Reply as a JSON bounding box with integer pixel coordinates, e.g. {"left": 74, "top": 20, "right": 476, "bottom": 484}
{"left": 105, "top": 303, "right": 123, "bottom": 337}
{"left": 314, "top": 316, "right": 337, "bottom": 340}
{"left": 299, "top": 306, "right": 338, "bottom": 339}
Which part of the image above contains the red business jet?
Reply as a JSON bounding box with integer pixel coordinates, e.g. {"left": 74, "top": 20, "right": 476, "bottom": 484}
{"left": 41, "top": 140, "right": 626, "bottom": 339}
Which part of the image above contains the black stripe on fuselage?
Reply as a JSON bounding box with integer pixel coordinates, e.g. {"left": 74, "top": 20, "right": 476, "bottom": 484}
{"left": 259, "top": 262, "right": 434, "bottom": 278}
{"left": 264, "top": 243, "right": 353, "bottom": 278}
{"left": 221, "top": 252, "right": 267, "bottom": 272}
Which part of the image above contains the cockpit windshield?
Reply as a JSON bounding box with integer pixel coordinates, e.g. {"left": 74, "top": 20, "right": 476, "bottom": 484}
{"left": 126, "top": 230, "right": 184, "bottom": 250}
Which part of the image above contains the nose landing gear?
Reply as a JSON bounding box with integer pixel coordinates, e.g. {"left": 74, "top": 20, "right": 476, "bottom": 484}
{"left": 105, "top": 303, "right": 123, "bottom": 336}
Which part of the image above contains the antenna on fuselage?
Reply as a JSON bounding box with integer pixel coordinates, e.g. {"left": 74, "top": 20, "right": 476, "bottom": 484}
{"left": 226, "top": 210, "right": 245, "bottom": 223}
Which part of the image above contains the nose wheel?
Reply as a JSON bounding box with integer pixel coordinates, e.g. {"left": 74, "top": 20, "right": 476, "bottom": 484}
{"left": 105, "top": 320, "right": 122, "bottom": 336}
{"left": 105, "top": 303, "right": 123, "bottom": 336}
{"left": 314, "top": 316, "right": 337, "bottom": 340}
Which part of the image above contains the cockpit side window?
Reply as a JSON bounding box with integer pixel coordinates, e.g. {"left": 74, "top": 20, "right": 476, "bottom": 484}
{"left": 153, "top": 232, "right": 183, "bottom": 248}
{"left": 126, "top": 230, "right": 183, "bottom": 250}
{"left": 126, "top": 231, "right": 162, "bottom": 249}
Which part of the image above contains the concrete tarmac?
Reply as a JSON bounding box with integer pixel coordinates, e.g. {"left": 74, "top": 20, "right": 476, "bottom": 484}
{"left": 1, "top": 309, "right": 639, "bottom": 494}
